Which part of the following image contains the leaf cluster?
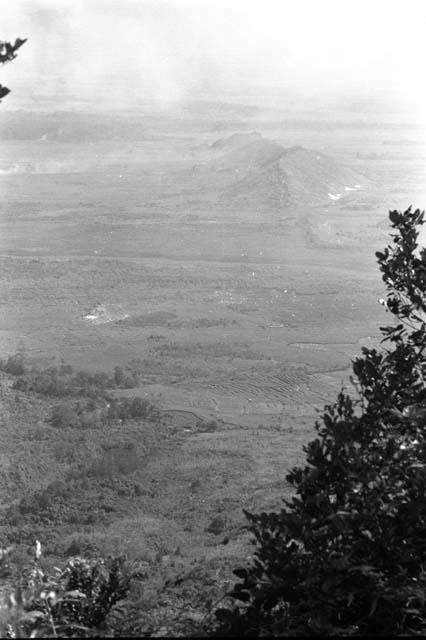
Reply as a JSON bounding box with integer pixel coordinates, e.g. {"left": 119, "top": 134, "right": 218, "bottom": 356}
{"left": 0, "top": 543, "right": 131, "bottom": 637}
{"left": 0, "top": 38, "right": 26, "bottom": 101}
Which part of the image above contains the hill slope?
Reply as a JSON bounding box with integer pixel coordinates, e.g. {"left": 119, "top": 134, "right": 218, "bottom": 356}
{"left": 195, "top": 133, "right": 365, "bottom": 214}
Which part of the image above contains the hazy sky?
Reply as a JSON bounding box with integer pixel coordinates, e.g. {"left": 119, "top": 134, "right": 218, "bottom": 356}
{"left": 2, "top": 0, "right": 426, "bottom": 116}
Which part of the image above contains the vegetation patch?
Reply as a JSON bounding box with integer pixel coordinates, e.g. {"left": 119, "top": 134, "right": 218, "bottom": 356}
{"left": 7, "top": 362, "right": 140, "bottom": 399}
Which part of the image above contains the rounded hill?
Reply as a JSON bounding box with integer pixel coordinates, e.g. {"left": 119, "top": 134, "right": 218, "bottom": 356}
{"left": 196, "top": 133, "right": 365, "bottom": 213}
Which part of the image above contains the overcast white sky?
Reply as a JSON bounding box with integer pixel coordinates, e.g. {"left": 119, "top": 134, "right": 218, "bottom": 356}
{"left": 2, "top": 0, "right": 426, "bottom": 117}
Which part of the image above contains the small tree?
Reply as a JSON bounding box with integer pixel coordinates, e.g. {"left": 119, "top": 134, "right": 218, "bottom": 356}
{"left": 216, "top": 207, "right": 426, "bottom": 636}
{"left": 113, "top": 366, "right": 125, "bottom": 387}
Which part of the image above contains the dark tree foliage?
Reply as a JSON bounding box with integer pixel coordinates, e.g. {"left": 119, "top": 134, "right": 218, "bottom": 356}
{"left": 0, "top": 38, "right": 26, "bottom": 101}
{"left": 216, "top": 207, "right": 426, "bottom": 636}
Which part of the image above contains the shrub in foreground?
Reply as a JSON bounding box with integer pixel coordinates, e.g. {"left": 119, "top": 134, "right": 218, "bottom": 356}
{"left": 0, "top": 542, "right": 131, "bottom": 637}
{"left": 216, "top": 208, "right": 426, "bottom": 636}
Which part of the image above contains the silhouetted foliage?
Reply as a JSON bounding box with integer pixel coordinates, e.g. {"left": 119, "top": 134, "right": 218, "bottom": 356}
{"left": 216, "top": 207, "right": 426, "bottom": 636}
{"left": 0, "top": 38, "right": 26, "bottom": 102}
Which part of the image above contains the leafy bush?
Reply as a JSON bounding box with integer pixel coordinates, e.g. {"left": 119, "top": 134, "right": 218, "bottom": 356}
{"left": 0, "top": 542, "right": 131, "bottom": 637}
{"left": 50, "top": 401, "right": 104, "bottom": 430}
{"left": 106, "top": 397, "right": 159, "bottom": 422}
{"left": 50, "top": 403, "right": 81, "bottom": 429}
{"left": 216, "top": 208, "right": 426, "bottom": 636}
{"left": 91, "top": 442, "right": 139, "bottom": 478}
{"left": 0, "top": 354, "right": 25, "bottom": 376}
{"left": 114, "top": 366, "right": 125, "bottom": 387}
